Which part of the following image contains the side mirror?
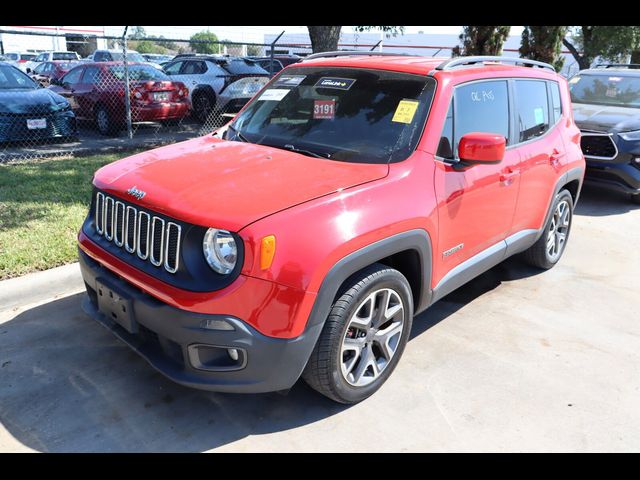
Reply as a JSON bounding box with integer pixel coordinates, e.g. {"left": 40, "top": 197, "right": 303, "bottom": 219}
{"left": 458, "top": 132, "right": 506, "bottom": 165}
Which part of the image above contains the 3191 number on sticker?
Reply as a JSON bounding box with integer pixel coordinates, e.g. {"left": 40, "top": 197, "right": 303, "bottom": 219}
{"left": 314, "top": 100, "right": 336, "bottom": 120}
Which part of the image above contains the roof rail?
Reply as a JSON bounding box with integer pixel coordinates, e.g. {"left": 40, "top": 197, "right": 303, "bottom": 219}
{"left": 594, "top": 63, "right": 640, "bottom": 69}
{"left": 436, "top": 56, "right": 555, "bottom": 72}
{"left": 303, "top": 50, "right": 412, "bottom": 61}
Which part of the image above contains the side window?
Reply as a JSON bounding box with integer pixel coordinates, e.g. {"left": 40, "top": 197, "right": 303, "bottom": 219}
{"left": 35, "top": 53, "right": 46, "bottom": 62}
{"left": 183, "top": 61, "right": 206, "bottom": 75}
{"left": 164, "top": 61, "right": 183, "bottom": 75}
{"left": 205, "top": 61, "right": 226, "bottom": 76}
{"left": 33, "top": 63, "right": 46, "bottom": 74}
{"left": 454, "top": 80, "right": 510, "bottom": 152}
{"left": 62, "top": 67, "right": 83, "bottom": 85}
{"left": 94, "top": 52, "right": 108, "bottom": 62}
{"left": 82, "top": 66, "right": 101, "bottom": 84}
{"left": 549, "top": 81, "right": 562, "bottom": 124}
{"left": 515, "top": 80, "right": 550, "bottom": 142}
{"left": 436, "top": 101, "right": 454, "bottom": 159}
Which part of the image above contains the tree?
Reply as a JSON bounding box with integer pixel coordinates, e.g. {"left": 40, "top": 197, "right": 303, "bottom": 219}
{"left": 129, "top": 26, "right": 146, "bottom": 40}
{"left": 246, "top": 44, "right": 262, "bottom": 56}
{"left": 189, "top": 30, "right": 219, "bottom": 54}
{"left": 452, "top": 26, "right": 511, "bottom": 56}
{"left": 562, "top": 26, "right": 600, "bottom": 70}
{"left": 306, "top": 26, "right": 405, "bottom": 53}
{"left": 586, "top": 26, "right": 640, "bottom": 64}
{"left": 134, "top": 40, "right": 166, "bottom": 54}
{"left": 519, "top": 26, "right": 568, "bottom": 71}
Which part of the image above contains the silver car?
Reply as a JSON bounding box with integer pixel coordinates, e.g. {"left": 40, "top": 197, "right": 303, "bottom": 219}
{"left": 163, "top": 55, "right": 270, "bottom": 122}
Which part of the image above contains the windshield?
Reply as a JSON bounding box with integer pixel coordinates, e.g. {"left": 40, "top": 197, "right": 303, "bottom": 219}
{"left": 0, "top": 64, "right": 38, "bottom": 90}
{"left": 109, "top": 65, "right": 169, "bottom": 81}
{"left": 227, "top": 67, "right": 435, "bottom": 163}
{"left": 220, "top": 58, "right": 268, "bottom": 75}
{"left": 52, "top": 52, "right": 78, "bottom": 61}
{"left": 109, "top": 51, "right": 146, "bottom": 62}
{"left": 570, "top": 73, "right": 640, "bottom": 108}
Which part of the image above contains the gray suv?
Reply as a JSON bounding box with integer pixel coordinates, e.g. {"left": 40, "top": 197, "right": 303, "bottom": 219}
{"left": 162, "top": 55, "right": 269, "bottom": 122}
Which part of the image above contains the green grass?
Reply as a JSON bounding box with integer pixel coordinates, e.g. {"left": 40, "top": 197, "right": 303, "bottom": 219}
{"left": 0, "top": 153, "right": 131, "bottom": 280}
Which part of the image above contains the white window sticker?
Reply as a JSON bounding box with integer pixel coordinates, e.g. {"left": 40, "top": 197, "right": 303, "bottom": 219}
{"left": 608, "top": 77, "right": 622, "bottom": 82}
{"left": 534, "top": 107, "right": 544, "bottom": 125}
{"left": 568, "top": 77, "right": 581, "bottom": 85}
{"left": 258, "top": 89, "right": 290, "bottom": 102}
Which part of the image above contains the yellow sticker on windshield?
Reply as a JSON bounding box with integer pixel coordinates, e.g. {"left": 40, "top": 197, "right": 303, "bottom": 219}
{"left": 392, "top": 99, "right": 419, "bottom": 124}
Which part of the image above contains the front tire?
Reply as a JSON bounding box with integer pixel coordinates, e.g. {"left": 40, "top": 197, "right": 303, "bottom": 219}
{"left": 302, "top": 264, "right": 413, "bottom": 404}
{"left": 522, "top": 189, "right": 574, "bottom": 269}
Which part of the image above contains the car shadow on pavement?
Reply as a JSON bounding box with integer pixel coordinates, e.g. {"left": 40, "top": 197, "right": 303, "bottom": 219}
{"left": 575, "top": 185, "right": 640, "bottom": 217}
{"left": 1, "top": 254, "right": 544, "bottom": 452}
{"left": 410, "top": 255, "right": 542, "bottom": 340}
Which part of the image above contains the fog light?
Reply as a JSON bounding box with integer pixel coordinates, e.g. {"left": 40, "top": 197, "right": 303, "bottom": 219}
{"left": 200, "top": 318, "right": 234, "bottom": 331}
{"left": 227, "top": 348, "right": 239, "bottom": 361}
{"left": 634, "top": 157, "right": 640, "bottom": 164}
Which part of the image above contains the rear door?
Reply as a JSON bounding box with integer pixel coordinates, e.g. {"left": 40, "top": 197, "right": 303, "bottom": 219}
{"left": 76, "top": 65, "right": 103, "bottom": 117}
{"left": 510, "top": 79, "right": 566, "bottom": 233}
{"left": 434, "top": 79, "right": 521, "bottom": 277}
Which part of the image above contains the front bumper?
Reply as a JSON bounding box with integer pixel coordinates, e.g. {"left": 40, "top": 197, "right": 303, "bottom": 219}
{"left": 0, "top": 110, "right": 77, "bottom": 143}
{"left": 78, "top": 249, "right": 323, "bottom": 393}
{"left": 584, "top": 160, "right": 640, "bottom": 194}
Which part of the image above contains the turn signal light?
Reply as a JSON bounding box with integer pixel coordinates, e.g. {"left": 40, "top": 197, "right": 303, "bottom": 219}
{"left": 260, "top": 235, "right": 276, "bottom": 270}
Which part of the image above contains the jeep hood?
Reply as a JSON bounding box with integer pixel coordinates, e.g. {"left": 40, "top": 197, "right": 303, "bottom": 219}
{"left": 93, "top": 135, "right": 388, "bottom": 231}
{"left": 573, "top": 102, "right": 640, "bottom": 133}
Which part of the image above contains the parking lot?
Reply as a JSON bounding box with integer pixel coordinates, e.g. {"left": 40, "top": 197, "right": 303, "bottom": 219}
{"left": 0, "top": 185, "right": 638, "bottom": 452}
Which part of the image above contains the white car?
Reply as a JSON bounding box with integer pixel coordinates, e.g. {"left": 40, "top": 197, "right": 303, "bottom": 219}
{"left": 91, "top": 49, "right": 162, "bottom": 70}
{"left": 3, "top": 52, "right": 38, "bottom": 72}
{"left": 25, "top": 51, "right": 80, "bottom": 72}
{"left": 162, "top": 55, "right": 270, "bottom": 122}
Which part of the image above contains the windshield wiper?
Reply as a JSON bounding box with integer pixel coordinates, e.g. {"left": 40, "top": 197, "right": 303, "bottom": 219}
{"left": 226, "top": 124, "right": 250, "bottom": 143}
{"left": 282, "top": 144, "right": 331, "bottom": 159}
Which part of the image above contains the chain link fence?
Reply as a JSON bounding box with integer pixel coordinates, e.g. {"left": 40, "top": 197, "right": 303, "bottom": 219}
{"left": 0, "top": 28, "right": 312, "bottom": 163}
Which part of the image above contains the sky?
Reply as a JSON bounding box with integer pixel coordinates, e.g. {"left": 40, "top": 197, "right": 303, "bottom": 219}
{"left": 102, "top": 26, "right": 526, "bottom": 43}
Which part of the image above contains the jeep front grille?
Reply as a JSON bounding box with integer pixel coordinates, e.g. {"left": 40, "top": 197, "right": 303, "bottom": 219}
{"left": 95, "top": 192, "right": 181, "bottom": 273}
{"left": 580, "top": 132, "right": 618, "bottom": 160}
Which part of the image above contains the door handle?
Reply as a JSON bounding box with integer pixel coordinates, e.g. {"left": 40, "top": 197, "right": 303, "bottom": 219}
{"left": 499, "top": 167, "right": 519, "bottom": 186}
{"left": 549, "top": 148, "right": 565, "bottom": 165}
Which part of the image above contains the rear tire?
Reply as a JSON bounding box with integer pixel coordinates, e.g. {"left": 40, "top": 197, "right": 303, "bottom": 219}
{"left": 94, "top": 104, "right": 118, "bottom": 136}
{"left": 193, "top": 91, "right": 216, "bottom": 123}
{"left": 522, "top": 189, "right": 574, "bottom": 269}
{"left": 302, "top": 264, "right": 413, "bottom": 404}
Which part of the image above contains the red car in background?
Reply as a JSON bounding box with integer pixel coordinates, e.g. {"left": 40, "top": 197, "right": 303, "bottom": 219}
{"left": 29, "top": 61, "right": 81, "bottom": 87}
{"left": 50, "top": 62, "right": 190, "bottom": 135}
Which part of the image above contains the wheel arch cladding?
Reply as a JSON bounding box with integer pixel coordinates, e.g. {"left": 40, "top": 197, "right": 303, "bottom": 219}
{"left": 193, "top": 85, "right": 217, "bottom": 101}
{"left": 536, "top": 166, "right": 584, "bottom": 242}
{"left": 305, "top": 229, "right": 433, "bottom": 333}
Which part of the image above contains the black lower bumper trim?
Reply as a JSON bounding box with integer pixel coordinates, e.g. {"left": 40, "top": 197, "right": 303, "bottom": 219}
{"left": 78, "top": 249, "right": 323, "bottom": 393}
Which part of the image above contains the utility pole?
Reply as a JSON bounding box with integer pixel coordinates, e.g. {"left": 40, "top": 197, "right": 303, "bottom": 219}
{"left": 122, "top": 26, "right": 133, "bottom": 140}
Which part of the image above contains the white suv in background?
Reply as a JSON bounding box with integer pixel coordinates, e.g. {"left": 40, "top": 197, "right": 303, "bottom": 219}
{"left": 25, "top": 51, "right": 80, "bottom": 72}
{"left": 162, "top": 55, "right": 270, "bottom": 122}
{"left": 91, "top": 49, "right": 162, "bottom": 69}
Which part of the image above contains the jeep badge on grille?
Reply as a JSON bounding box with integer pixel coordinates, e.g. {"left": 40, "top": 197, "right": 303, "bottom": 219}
{"left": 126, "top": 186, "right": 146, "bottom": 200}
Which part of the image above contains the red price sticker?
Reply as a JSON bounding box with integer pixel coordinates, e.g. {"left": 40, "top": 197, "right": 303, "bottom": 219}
{"left": 314, "top": 100, "right": 336, "bottom": 120}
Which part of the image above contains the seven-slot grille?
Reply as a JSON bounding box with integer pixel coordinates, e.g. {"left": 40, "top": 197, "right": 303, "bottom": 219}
{"left": 94, "top": 192, "right": 181, "bottom": 273}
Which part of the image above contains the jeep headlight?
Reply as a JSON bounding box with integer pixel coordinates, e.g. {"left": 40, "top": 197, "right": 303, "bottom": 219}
{"left": 203, "top": 228, "right": 237, "bottom": 274}
{"left": 619, "top": 130, "right": 640, "bottom": 141}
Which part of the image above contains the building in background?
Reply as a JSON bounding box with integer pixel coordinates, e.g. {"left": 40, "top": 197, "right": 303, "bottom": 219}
{"left": 0, "top": 26, "right": 108, "bottom": 57}
{"left": 264, "top": 32, "right": 579, "bottom": 77}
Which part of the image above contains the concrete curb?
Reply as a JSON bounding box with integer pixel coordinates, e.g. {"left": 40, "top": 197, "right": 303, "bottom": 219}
{"left": 0, "top": 263, "right": 84, "bottom": 312}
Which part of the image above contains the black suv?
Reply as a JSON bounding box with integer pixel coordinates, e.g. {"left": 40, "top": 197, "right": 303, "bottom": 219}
{"left": 569, "top": 64, "right": 640, "bottom": 203}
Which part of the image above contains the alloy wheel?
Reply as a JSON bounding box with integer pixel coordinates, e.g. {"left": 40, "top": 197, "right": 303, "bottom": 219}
{"left": 546, "top": 199, "right": 571, "bottom": 262}
{"left": 340, "top": 288, "right": 405, "bottom": 387}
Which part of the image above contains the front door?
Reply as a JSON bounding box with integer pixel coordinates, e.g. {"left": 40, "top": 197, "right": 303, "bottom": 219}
{"left": 434, "top": 79, "right": 521, "bottom": 284}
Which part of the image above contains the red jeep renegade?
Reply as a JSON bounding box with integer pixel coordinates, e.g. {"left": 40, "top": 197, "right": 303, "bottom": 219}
{"left": 78, "top": 53, "right": 585, "bottom": 404}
